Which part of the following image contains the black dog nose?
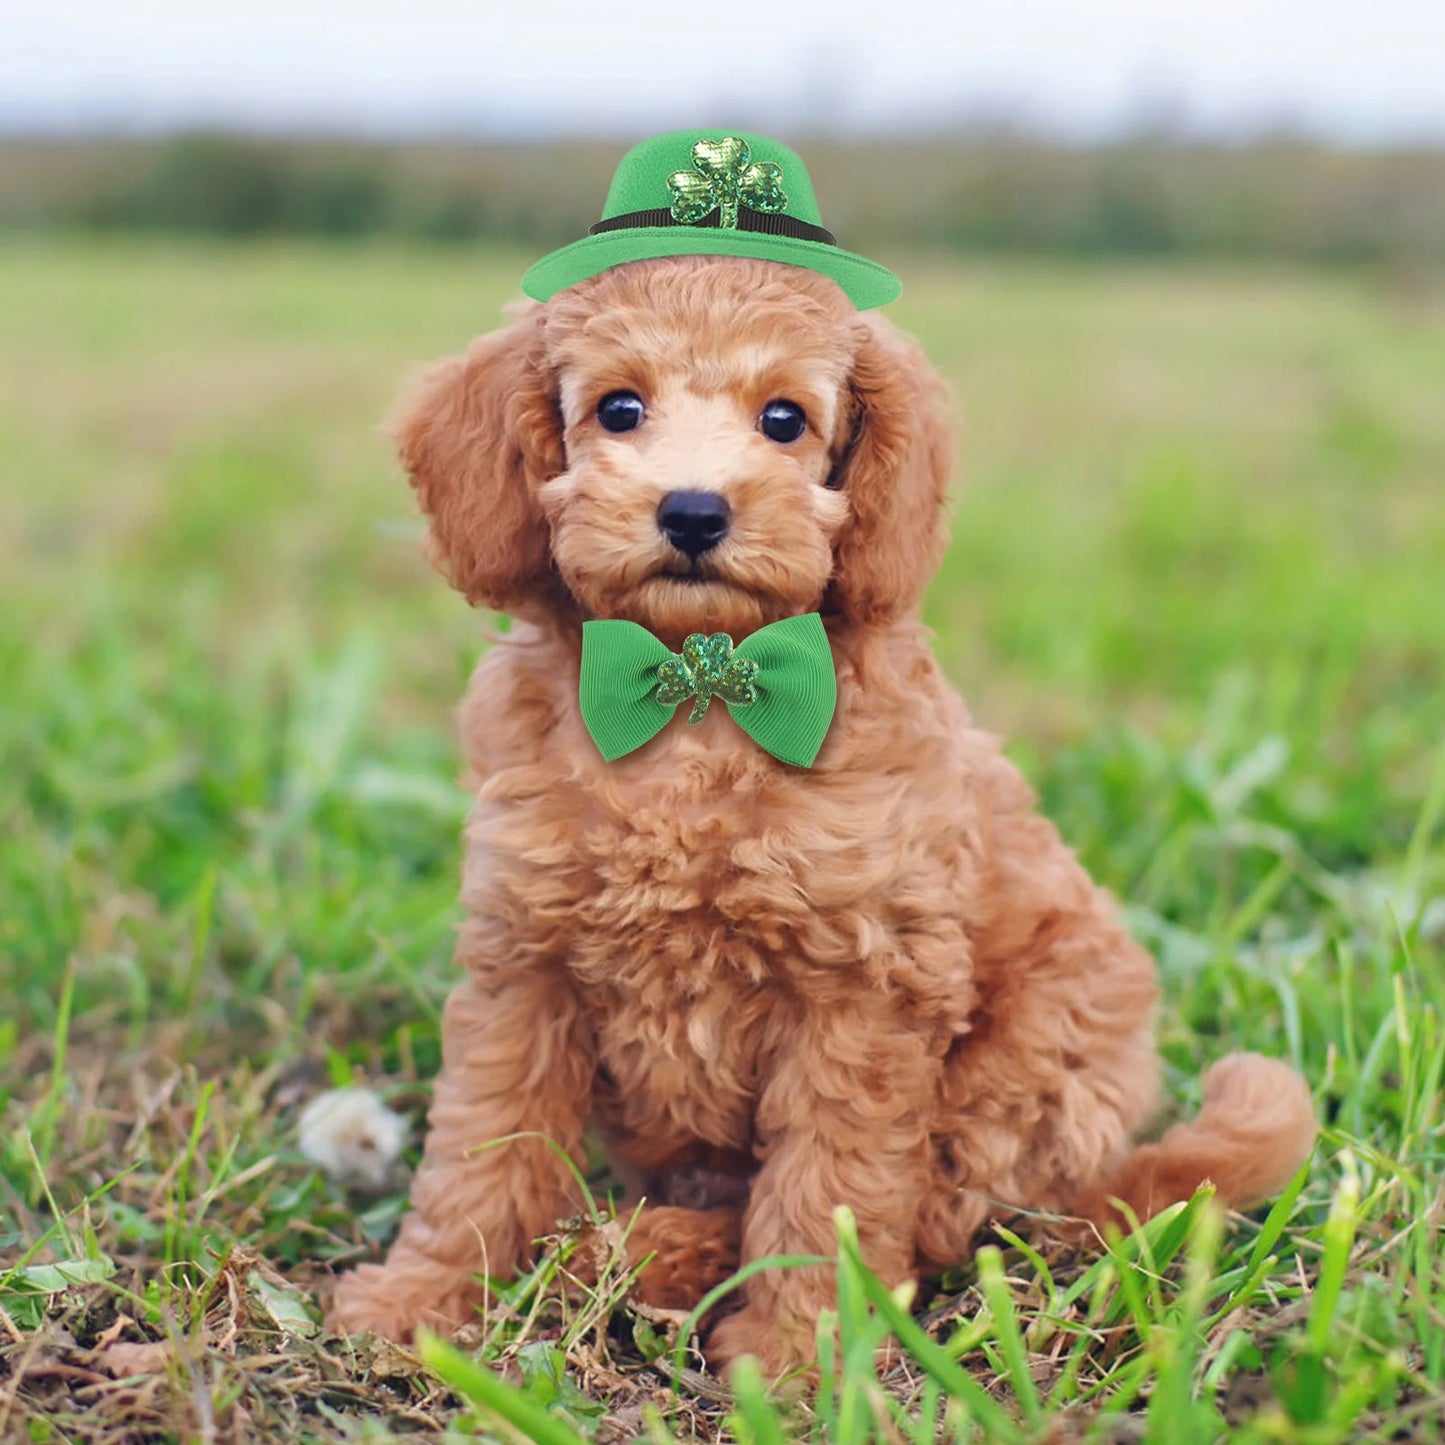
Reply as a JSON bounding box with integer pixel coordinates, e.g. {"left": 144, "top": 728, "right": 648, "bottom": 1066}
{"left": 657, "top": 490, "right": 731, "bottom": 558}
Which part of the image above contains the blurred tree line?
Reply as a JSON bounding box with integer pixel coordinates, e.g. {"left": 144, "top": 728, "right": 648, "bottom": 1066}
{"left": 2, "top": 132, "right": 1443, "bottom": 263}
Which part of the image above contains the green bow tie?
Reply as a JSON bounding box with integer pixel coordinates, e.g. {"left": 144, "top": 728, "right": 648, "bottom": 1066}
{"left": 579, "top": 613, "right": 837, "bottom": 768}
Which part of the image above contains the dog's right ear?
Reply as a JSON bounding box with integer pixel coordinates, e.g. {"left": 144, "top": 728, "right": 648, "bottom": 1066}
{"left": 392, "top": 308, "right": 564, "bottom": 612}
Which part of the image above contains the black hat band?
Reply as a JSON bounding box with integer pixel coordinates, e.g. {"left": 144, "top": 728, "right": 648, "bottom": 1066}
{"left": 588, "top": 207, "right": 837, "bottom": 247}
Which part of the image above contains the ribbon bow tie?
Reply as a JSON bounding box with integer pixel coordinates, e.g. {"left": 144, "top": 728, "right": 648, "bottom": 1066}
{"left": 579, "top": 613, "right": 836, "bottom": 768}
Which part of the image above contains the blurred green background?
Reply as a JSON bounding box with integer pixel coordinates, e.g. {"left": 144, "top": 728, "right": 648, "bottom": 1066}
{"left": 4, "top": 133, "right": 1445, "bottom": 264}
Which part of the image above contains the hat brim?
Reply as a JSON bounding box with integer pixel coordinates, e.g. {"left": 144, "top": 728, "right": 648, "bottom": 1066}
{"left": 521, "top": 226, "right": 901, "bottom": 310}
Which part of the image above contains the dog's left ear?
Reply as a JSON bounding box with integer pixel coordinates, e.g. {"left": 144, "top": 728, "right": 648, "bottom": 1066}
{"left": 392, "top": 306, "right": 565, "bottom": 615}
{"left": 825, "top": 313, "right": 953, "bottom": 626}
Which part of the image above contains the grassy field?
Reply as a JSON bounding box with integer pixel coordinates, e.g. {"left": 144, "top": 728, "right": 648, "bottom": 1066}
{"left": 2, "top": 238, "right": 1443, "bottom": 1442}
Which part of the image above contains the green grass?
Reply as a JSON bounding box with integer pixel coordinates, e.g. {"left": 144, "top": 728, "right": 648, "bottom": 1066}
{"left": 2, "top": 238, "right": 1442, "bottom": 1442}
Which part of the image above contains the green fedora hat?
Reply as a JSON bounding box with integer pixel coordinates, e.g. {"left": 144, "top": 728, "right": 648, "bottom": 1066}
{"left": 521, "top": 129, "right": 901, "bottom": 310}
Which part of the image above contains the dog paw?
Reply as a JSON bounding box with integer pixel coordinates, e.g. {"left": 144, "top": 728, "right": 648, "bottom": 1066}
{"left": 705, "top": 1307, "right": 815, "bottom": 1385}
{"left": 328, "top": 1262, "right": 478, "bottom": 1342}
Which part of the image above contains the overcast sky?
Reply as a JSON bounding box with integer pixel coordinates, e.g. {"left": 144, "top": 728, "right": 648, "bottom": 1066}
{"left": 6, "top": 0, "right": 1445, "bottom": 142}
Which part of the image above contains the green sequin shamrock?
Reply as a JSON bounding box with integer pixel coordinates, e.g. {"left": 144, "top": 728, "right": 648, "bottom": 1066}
{"left": 666, "top": 137, "right": 788, "bottom": 230}
{"left": 655, "top": 632, "right": 760, "bottom": 724}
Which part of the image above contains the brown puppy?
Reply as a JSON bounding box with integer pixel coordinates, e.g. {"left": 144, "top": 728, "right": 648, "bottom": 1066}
{"left": 328, "top": 255, "right": 1316, "bottom": 1375}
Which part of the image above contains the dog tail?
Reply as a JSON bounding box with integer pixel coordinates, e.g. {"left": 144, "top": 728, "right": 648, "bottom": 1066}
{"left": 1077, "top": 1052, "right": 1316, "bottom": 1227}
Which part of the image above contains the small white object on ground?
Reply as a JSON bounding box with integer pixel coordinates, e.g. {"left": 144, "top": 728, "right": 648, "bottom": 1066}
{"left": 297, "top": 1086, "right": 408, "bottom": 1189}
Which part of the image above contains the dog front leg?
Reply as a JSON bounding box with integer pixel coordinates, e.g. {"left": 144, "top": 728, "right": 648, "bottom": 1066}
{"left": 706, "top": 1005, "right": 936, "bottom": 1378}
{"left": 329, "top": 963, "right": 594, "bottom": 1341}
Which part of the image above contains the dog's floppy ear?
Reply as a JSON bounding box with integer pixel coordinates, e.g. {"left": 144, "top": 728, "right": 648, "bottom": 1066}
{"left": 392, "top": 307, "right": 564, "bottom": 612}
{"left": 825, "top": 313, "right": 953, "bottom": 626}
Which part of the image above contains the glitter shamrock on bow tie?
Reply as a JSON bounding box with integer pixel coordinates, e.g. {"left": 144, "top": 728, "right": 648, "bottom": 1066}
{"left": 654, "top": 632, "right": 760, "bottom": 724}
{"left": 666, "top": 137, "right": 788, "bottom": 229}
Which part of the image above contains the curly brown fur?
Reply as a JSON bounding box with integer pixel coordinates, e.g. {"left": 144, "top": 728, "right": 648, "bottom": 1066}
{"left": 328, "top": 255, "right": 1317, "bottom": 1376}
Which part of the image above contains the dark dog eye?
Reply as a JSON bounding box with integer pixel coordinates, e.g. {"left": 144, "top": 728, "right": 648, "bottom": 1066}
{"left": 597, "top": 390, "right": 645, "bottom": 433}
{"left": 759, "top": 399, "right": 807, "bottom": 444}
